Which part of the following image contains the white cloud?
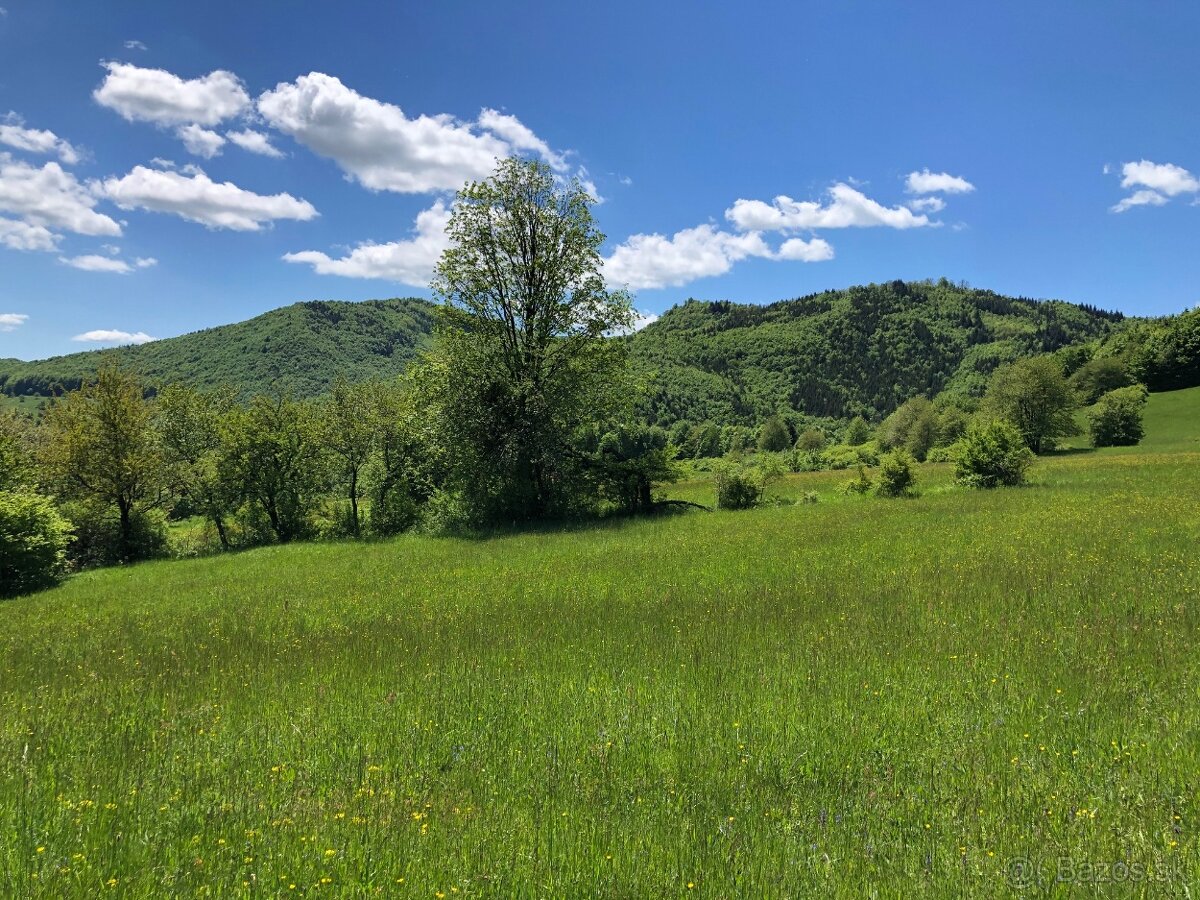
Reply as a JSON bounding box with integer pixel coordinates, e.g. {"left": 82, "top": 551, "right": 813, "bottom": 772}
{"left": 176, "top": 123, "right": 226, "bottom": 158}
{"left": 777, "top": 236, "right": 835, "bottom": 262}
{"left": 60, "top": 254, "right": 134, "bottom": 273}
{"left": 1109, "top": 160, "right": 1200, "bottom": 213}
{"left": 0, "top": 313, "right": 28, "bottom": 332}
{"left": 1119, "top": 160, "right": 1199, "bottom": 196}
{"left": 477, "top": 107, "right": 568, "bottom": 171}
{"left": 124, "top": 40, "right": 148, "bottom": 51}
{"left": 0, "top": 113, "right": 81, "bottom": 164}
{"left": 257, "top": 72, "right": 512, "bottom": 193}
{"left": 225, "top": 128, "right": 284, "bottom": 158}
{"left": 283, "top": 200, "right": 450, "bottom": 285}
{"left": 907, "top": 196, "right": 946, "bottom": 213}
{"left": 59, "top": 253, "right": 157, "bottom": 274}
{"left": 604, "top": 224, "right": 781, "bottom": 290}
{"left": 726, "top": 183, "right": 931, "bottom": 232}
{"left": 72, "top": 329, "right": 156, "bottom": 345}
{"left": 0, "top": 153, "right": 122, "bottom": 237}
{"left": 905, "top": 169, "right": 976, "bottom": 194}
{"left": 102, "top": 165, "right": 317, "bottom": 231}
{"left": 93, "top": 62, "right": 250, "bottom": 126}
{"left": 0, "top": 215, "right": 59, "bottom": 251}
{"left": 632, "top": 310, "right": 659, "bottom": 331}
{"left": 1111, "top": 189, "right": 1169, "bottom": 213}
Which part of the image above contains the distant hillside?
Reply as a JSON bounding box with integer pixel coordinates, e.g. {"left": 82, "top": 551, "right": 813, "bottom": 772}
{"left": 0, "top": 298, "right": 436, "bottom": 401}
{"left": 1, "top": 281, "right": 1133, "bottom": 424}
{"left": 626, "top": 279, "right": 1127, "bottom": 425}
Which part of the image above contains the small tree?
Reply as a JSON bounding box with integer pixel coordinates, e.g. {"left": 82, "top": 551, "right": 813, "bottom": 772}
{"left": 794, "top": 427, "right": 826, "bottom": 454}
{"left": 843, "top": 416, "right": 872, "bottom": 446}
{"left": 0, "top": 410, "right": 34, "bottom": 491}
{"left": 875, "top": 448, "right": 917, "bottom": 497}
{"left": 582, "top": 423, "right": 679, "bottom": 512}
{"left": 319, "top": 375, "right": 377, "bottom": 536}
{"left": 1088, "top": 384, "right": 1148, "bottom": 447}
{"left": 366, "top": 377, "right": 431, "bottom": 537}
{"left": 41, "top": 364, "right": 164, "bottom": 562}
{"left": 880, "top": 397, "right": 938, "bottom": 461}
{"left": 954, "top": 420, "right": 1034, "bottom": 488}
{"left": 757, "top": 416, "right": 792, "bottom": 453}
{"left": 221, "top": 393, "right": 326, "bottom": 543}
{"left": 984, "top": 356, "right": 1079, "bottom": 453}
{"left": 713, "top": 461, "right": 765, "bottom": 510}
{"left": 156, "top": 384, "right": 237, "bottom": 549}
{"left": 1069, "top": 356, "right": 1132, "bottom": 404}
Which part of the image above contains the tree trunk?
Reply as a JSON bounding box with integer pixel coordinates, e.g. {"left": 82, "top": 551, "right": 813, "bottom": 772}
{"left": 349, "top": 468, "right": 360, "bottom": 536}
{"left": 117, "top": 497, "right": 132, "bottom": 562}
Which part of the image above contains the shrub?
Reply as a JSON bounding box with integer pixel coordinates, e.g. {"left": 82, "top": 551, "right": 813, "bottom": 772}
{"left": 0, "top": 491, "right": 73, "bottom": 597}
{"left": 757, "top": 416, "right": 793, "bottom": 453}
{"left": 842, "top": 465, "right": 874, "bottom": 496}
{"left": 843, "top": 416, "right": 872, "bottom": 446}
{"left": 876, "top": 449, "right": 917, "bottom": 497}
{"left": 954, "top": 421, "right": 1034, "bottom": 488}
{"left": 713, "top": 462, "right": 766, "bottom": 510}
{"left": 1088, "top": 384, "right": 1148, "bottom": 447}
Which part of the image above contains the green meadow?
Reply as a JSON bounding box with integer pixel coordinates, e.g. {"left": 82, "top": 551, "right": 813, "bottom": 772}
{"left": 2, "top": 389, "right": 1198, "bottom": 897}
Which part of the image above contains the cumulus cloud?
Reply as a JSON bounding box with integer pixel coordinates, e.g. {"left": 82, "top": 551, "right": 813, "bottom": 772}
{"left": 777, "top": 236, "right": 835, "bottom": 261}
{"left": 477, "top": 107, "right": 568, "bottom": 171}
{"left": 1110, "top": 160, "right": 1200, "bottom": 213}
{"left": 72, "top": 329, "right": 156, "bottom": 345}
{"left": 907, "top": 196, "right": 946, "bottom": 213}
{"left": 93, "top": 62, "right": 250, "bottom": 126}
{"left": 176, "top": 123, "right": 226, "bottom": 158}
{"left": 283, "top": 200, "right": 450, "bottom": 285}
{"left": 1119, "top": 160, "right": 1199, "bottom": 196}
{"left": 225, "top": 128, "right": 284, "bottom": 158}
{"left": 258, "top": 73, "right": 521, "bottom": 193}
{"left": 102, "top": 164, "right": 317, "bottom": 231}
{"left": 0, "top": 113, "right": 81, "bottom": 164}
{"left": 726, "top": 183, "right": 931, "bottom": 232}
{"left": 905, "top": 169, "right": 975, "bottom": 194}
{"left": 604, "top": 225, "right": 781, "bottom": 290}
{"left": 0, "top": 215, "right": 59, "bottom": 251}
{"left": 59, "top": 253, "right": 156, "bottom": 274}
{"left": 0, "top": 153, "right": 122, "bottom": 237}
{"left": 0, "top": 313, "right": 28, "bottom": 332}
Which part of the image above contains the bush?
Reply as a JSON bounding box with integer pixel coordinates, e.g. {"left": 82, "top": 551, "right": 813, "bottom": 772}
{"left": 954, "top": 420, "right": 1034, "bottom": 488}
{"left": 0, "top": 491, "right": 73, "bottom": 597}
{"left": 842, "top": 465, "right": 874, "bottom": 496}
{"left": 876, "top": 449, "right": 917, "bottom": 497}
{"left": 713, "top": 462, "right": 766, "bottom": 510}
{"left": 1088, "top": 384, "right": 1148, "bottom": 447}
{"left": 62, "top": 501, "right": 168, "bottom": 568}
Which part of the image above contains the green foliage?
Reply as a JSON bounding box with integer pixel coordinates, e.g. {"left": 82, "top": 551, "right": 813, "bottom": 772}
{"left": 220, "top": 394, "right": 326, "bottom": 543}
{"left": 879, "top": 396, "right": 938, "bottom": 461}
{"left": 60, "top": 499, "right": 168, "bottom": 568}
{"left": 0, "top": 409, "right": 33, "bottom": 491}
{"left": 793, "top": 426, "right": 826, "bottom": 453}
{"left": 984, "top": 356, "right": 1079, "bottom": 453}
{"left": 579, "top": 422, "right": 679, "bottom": 513}
{"left": 682, "top": 422, "right": 722, "bottom": 459}
{"left": 40, "top": 364, "right": 164, "bottom": 562}
{"left": 0, "top": 490, "right": 72, "bottom": 596}
{"left": 423, "top": 158, "right": 633, "bottom": 523}
{"left": 842, "top": 464, "right": 874, "bottom": 495}
{"left": 757, "top": 415, "right": 792, "bottom": 452}
{"left": 1089, "top": 384, "right": 1148, "bottom": 447}
{"left": 629, "top": 280, "right": 1122, "bottom": 427}
{"left": 843, "top": 415, "right": 872, "bottom": 446}
{"left": 1069, "top": 355, "right": 1133, "bottom": 404}
{"left": 954, "top": 420, "right": 1035, "bottom": 488}
{"left": 319, "top": 375, "right": 378, "bottom": 536}
{"left": 713, "top": 461, "right": 766, "bottom": 509}
{"left": 1129, "top": 308, "right": 1200, "bottom": 391}
{"left": 875, "top": 448, "right": 917, "bottom": 497}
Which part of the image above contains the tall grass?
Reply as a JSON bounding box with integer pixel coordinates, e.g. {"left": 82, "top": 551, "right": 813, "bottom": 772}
{"left": 1, "top": 390, "right": 1198, "bottom": 896}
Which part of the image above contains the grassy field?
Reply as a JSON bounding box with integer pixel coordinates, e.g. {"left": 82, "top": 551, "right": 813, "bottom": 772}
{"left": 2, "top": 389, "right": 1198, "bottom": 897}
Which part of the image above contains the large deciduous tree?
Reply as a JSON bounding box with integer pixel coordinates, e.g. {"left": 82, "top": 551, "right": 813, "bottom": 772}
{"left": 425, "top": 157, "right": 634, "bottom": 522}
{"left": 984, "top": 356, "right": 1079, "bottom": 454}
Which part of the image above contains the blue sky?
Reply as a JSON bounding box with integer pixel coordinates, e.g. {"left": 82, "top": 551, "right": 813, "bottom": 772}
{"left": 1, "top": 0, "right": 1197, "bottom": 360}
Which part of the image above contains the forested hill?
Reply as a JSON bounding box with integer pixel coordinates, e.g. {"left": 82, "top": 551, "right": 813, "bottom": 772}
{"left": 0, "top": 298, "right": 435, "bottom": 401}
{"left": 626, "top": 279, "right": 1126, "bottom": 425}
{"left": 1, "top": 281, "right": 1130, "bottom": 422}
